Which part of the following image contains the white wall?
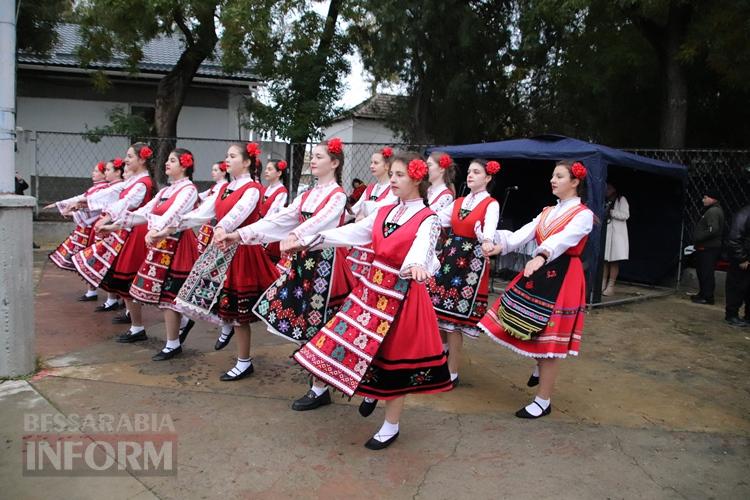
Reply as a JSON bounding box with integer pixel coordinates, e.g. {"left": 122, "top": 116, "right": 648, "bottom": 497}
{"left": 351, "top": 118, "right": 400, "bottom": 144}
{"left": 322, "top": 119, "right": 355, "bottom": 143}
{"left": 16, "top": 96, "right": 241, "bottom": 181}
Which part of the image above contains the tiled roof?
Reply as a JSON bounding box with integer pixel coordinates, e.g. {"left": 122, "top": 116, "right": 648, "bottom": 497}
{"left": 18, "top": 23, "right": 257, "bottom": 83}
{"left": 334, "top": 93, "right": 406, "bottom": 121}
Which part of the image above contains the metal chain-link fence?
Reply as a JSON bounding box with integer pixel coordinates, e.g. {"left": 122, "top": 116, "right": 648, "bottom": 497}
{"left": 25, "top": 131, "right": 750, "bottom": 233}
{"left": 629, "top": 149, "right": 750, "bottom": 235}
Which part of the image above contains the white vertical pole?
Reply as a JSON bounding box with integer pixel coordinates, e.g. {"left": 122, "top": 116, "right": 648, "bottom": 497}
{"left": 0, "top": 0, "right": 15, "bottom": 193}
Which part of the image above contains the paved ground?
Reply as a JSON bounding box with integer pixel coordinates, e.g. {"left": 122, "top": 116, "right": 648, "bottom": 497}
{"left": 1, "top": 250, "right": 748, "bottom": 499}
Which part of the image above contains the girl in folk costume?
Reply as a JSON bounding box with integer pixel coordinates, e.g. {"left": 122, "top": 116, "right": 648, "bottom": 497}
{"left": 172, "top": 143, "right": 279, "bottom": 379}
{"left": 285, "top": 152, "right": 452, "bottom": 450}
{"left": 196, "top": 160, "right": 230, "bottom": 255}
{"left": 99, "top": 149, "right": 199, "bottom": 359}
{"left": 426, "top": 159, "right": 501, "bottom": 386}
{"left": 217, "top": 138, "right": 357, "bottom": 407}
{"left": 259, "top": 159, "right": 290, "bottom": 264}
{"left": 346, "top": 146, "right": 398, "bottom": 280}
{"left": 46, "top": 160, "right": 120, "bottom": 300}
{"left": 71, "top": 143, "right": 155, "bottom": 337}
{"left": 426, "top": 151, "right": 456, "bottom": 212}
{"left": 480, "top": 160, "right": 594, "bottom": 419}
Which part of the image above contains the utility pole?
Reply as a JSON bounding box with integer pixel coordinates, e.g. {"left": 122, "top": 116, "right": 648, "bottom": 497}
{"left": 0, "top": 0, "right": 36, "bottom": 376}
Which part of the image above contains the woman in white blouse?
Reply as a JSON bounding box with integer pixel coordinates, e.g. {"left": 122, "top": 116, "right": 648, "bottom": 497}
{"left": 426, "top": 151, "right": 456, "bottom": 212}
{"left": 602, "top": 181, "right": 630, "bottom": 296}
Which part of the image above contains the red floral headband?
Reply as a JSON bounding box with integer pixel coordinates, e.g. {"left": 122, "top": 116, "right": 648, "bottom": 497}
{"left": 138, "top": 146, "right": 153, "bottom": 160}
{"left": 246, "top": 142, "right": 261, "bottom": 157}
{"left": 381, "top": 146, "right": 393, "bottom": 159}
{"left": 571, "top": 161, "right": 587, "bottom": 179}
{"left": 218, "top": 161, "right": 228, "bottom": 172}
{"left": 438, "top": 154, "right": 453, "bottom": 169}
{"left": 179, "top": 153, "right": 193, "bottom": 168}
{"left": 327, "top": 137, "right": 343, "bottom": 155}
{"left": 113, "top": 157, "right": 124, "bottom": 169}
{"left": 407, "top": 159, "right": 428, "bottom": 181}
{"left": 276, "top": 160, "right": 288, "bottom": 171}
{"left": 486, "top": 160, "right": 501, "bottom": 175}
{"left": 96, "top": 161, "right": 106, "bottom": 174}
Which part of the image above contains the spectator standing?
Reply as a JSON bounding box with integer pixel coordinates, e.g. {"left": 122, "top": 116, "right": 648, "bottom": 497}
{"left": 724, "top": 204, "right": 750, "bottom": 326}
{"left": 691, "top": 189, "right": 724, "bottom": 305}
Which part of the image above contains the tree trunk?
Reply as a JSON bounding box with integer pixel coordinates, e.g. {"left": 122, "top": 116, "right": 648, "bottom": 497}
{"left": 287, "top": 0, "right": 341, "bottom": 193}
{"left": 151, "top": 6, "right": 218, "bottom": 185}
{"left": 625, "top": 3, "right": 692, "bottom": 149}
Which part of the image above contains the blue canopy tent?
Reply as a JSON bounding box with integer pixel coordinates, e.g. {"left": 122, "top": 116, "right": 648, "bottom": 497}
{"left": 427, "top": 135, "right": 688, "bottom": 303}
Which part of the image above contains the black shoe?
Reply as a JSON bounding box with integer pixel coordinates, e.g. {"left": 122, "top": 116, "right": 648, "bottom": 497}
{"left": 364, "top": 432, "right": 399, "bottom": 450}
{"left": 115, "top": 330, "right": 147, "bottom": 343}
{"left": 359, "top": 398, "right": 378, "bottom": 417}
{"left": 725, "top": 316, "right": 747, "bottom": 327}
{"left": 214, "top": 328, "right": 235, "bottom": 351}
{"left": 220, "top": 362, "right": 254, "bottom": 381}
{"left": 112, "top": 311, "right": 131, "bottom": 324}
{"left": 152, "top": 346, "right": 182, "bottom": 361}
{"left": 515, "top": 402, "right": 552, "bottom": 419}
{"left": 78, "top": 294, "right": 98, "bottom": 302}
{"left": 178, "top": 319, "right": 195, "bottom": 344}
{"left": 451, "top": 377, "right": 459, "bottom": 388}
{"left": 95, "top": 302, "right": 120, "bottom": 312}
{"left": 291, "top": 389, "right": 331, "bottom": 411}
{"left": 33, "top": 242, "right": 40, "bottom": 249}
{"left": 691, "top": 295, "right": 714, "bottom": 305}
{"left": 527, "top": 374, "right": 540, "bottom": 387}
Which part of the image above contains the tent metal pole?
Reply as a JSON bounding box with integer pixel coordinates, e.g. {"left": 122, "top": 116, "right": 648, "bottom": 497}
{"left": 676, "top": 218, "right": 685, "bottom": 288}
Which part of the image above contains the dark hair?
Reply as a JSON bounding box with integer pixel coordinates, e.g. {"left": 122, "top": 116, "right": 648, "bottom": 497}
{"left": 229, "top": 143, "right": 259, "bottom": 177}
{"left": 172, "top": 148, "right": 194, "bottom": 180}
{"left": 269, "top": 159, "right": 289, "bottom": 186}
{"left": 391, "top": 151, "right": 430, "bottom": 205}
{"left": 556, "top": 160, "right": 588, "bottom": 202}
{"left": 318, "top": 140, "right": 344, "bottom": 185}
{"left": 107, "top": 158, "right": 124, "bottom": 180}
{"left": 469, "top": 158, "right": 496, "bottom": 192}
{"left": 130, "top": 142, "right": 154, "bottom": 177}
{"left": 429, "top": 151, "right": 456, "bottom": 194}
{"left": 352, "top": 178, "right": 363, "bottom": 187}
{"left": 606, "top": 180, "right": 622, "bottom": 200}
{"left": 214, "top": 160, "right": 231, "bottom": 182}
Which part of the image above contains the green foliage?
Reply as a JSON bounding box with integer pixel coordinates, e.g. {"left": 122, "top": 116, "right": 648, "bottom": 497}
{"left": 16, "top": 0, "right": 70, "bottom": 55}
{"left": 83, "top": 107, "right": 154, "bottom": 143}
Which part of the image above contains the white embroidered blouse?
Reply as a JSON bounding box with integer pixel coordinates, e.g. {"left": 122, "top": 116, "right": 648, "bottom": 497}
{"left": 436, "top": 190, "right": 500, "bottom": 242}
{"left": 493, "top": 197, "right": 594, "bottom": 263}
{"left": 427, "top": 183, "right": 454, "bottom": 212}
{"left": 119, "top": 177, "right": 198, "bottom": 231}
{"left": 175, "top": 174, "right": 260, "bottom": 233}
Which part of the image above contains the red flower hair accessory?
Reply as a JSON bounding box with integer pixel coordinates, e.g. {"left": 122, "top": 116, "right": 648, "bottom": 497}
{"left": 276, "top": 160, "right": 288, "bottom": 171}
{"left": 486, "top": 160, "right": 501, "bottom": 175}
{"left": 571, "top": 161, "right": 587, "bottom": 179}
{"left": 438, "top": 154, "right": 453, "bottom": 169}
{"left": 96, "top": 161, "right": 106, "bottom": 173}
{"left": 138, "top": 146, "right": 153, "bottom": 160}
{"left": 179, "top": 153, "right": 194, "bottom": 168}
{"left": 381, "top": 146, "right": 393, "bottom": 158}
{"left": 246, "top": 142, "right": 261, "bottom": 157}
{"left": 407, "top": 159, "right": 428, "bottom": 180}
{"left": 113, "top": 157, "right": 124, "bottom": 169}
{"left": 327, "top": 137, "right": 343, "bottom": 155}
{"left": 218, "top": 161, "right": 228, "bottom": 172}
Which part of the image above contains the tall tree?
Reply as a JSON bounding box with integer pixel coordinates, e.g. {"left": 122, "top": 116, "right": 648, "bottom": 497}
{"left": 75, "top": 1, "right": 224, "bottom": 184}
{"left": 350, "top": 0, "right": 517, "bottom": 144}
{"left": 16, "top": 0, "right": 70, "bottom": 54}
{"left": 225, "top": 0, "right": 351, "bottom": 192}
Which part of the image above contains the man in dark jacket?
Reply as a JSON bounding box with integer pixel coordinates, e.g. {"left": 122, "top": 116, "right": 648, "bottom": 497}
{"left": 691, "top": 189, "right": 724, "bottom": 305}
{"left": 724, "top": 204, "right": 750, "bottom": 326}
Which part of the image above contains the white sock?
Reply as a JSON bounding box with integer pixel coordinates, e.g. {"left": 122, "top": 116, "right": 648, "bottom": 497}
{"left": 161, "top": 339, "right": 180, "bottom": 353}
{"left": 442, "top": 342, "right": 449, "bottom": 353}
{"left": 104, "top": 297, "right": 118, "bottom": 307}
{"left": 373, "top": 419, "right": 399, "bottom": 442}
{"left": 311, "top": 384, "right": 328, "bottom": 397}
{"left": 532, "top": 365, "right": 540, "bottom": 378}
{"left": 450, "top": 372, "right": 459, "bottom": 381}
{"left": 221, "top": 323, "right": 233, "bottom": 334}
{"left": 129, "top": 325, "right": 144, "bottom": 334}
{"left": 84, "top": 289, "right": 98, "bottom": 298}
{"left": 179, "top": 315, "right": 190, "bottom": 329}
{"left": 226, "top": 357, "right": 252, "bottom": 376}
{"left": 524, "top": 396, "right": 550, "bottom": 417}
{"left": 364, "top": 397, "right": 376, "bottom": 403}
